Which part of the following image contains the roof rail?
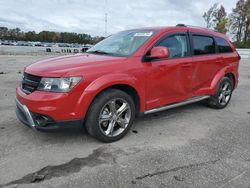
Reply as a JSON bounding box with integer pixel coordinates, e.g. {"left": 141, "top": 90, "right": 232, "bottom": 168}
{"left": 176, "top": 24, "right": 217, "bottom": 32}
{"left": 176, "top": 24, "right": 186, "bottom": 27}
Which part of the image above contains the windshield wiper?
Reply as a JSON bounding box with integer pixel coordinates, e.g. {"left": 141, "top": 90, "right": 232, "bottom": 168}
{"left": 87, "top": 50, "right": 111, "bottom": 55}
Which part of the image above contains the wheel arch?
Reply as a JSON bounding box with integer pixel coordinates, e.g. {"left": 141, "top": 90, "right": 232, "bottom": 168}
{"left": 224, "top": 73, "right": 235, "bottom": 89}
{"left": 76, "top": 74, "right": 145, "bottom": 119}
{"left": 108, "top": 84, "right": 141, "bottom": 116}
{"left": 210, "top": 66, "right": 237, "bottom": 94}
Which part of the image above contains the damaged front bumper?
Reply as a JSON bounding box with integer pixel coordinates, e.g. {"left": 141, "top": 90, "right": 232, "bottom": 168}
{"left": 15, "top": 97, "right": 83, "bottom": 131}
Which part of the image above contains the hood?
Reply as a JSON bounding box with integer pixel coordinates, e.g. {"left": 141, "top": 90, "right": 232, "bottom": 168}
{"left": 25, "top": 53, "right": 127, "bottom": 77}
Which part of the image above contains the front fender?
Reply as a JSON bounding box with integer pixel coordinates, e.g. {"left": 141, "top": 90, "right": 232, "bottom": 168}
{"left": 75, "top": 73, "right": 145, "bottom": 118}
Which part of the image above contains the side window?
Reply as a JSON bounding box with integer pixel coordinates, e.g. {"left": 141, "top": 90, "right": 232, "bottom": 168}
{"left": 156, "top": 34, "right": 188, "bottom": 58}
{"left": 215, "top": 37, "right": 233, "bottom": 53}
{"left": 193, "top": 35, "right": 215, "bottom": 55}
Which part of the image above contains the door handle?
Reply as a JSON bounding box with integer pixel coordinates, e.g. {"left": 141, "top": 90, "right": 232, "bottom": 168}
{"left": 181, "top": 63, "right": 192, "bottom": 68}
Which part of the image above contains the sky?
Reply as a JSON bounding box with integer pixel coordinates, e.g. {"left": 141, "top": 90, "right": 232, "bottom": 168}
{"left": 0, "top": 0, "right": 238, "bottom": 36}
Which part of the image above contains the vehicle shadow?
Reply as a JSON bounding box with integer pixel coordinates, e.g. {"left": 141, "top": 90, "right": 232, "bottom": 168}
{"left": 135, "top": 102, "right": 208, "bottom": 124}
{"left": 21, "top": 101, "right": 209, "bottom": 145}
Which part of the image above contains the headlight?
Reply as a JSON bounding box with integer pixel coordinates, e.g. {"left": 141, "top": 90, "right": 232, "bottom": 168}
{"left": 37, "top": 76, "right": 82, "bottom": 92}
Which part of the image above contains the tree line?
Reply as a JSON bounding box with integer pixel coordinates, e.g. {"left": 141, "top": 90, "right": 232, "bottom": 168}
{"left": 0, "top": 27, "right": 105, "bottom": 45}
{"left": 203, "top": 0, "right": 250, "bottom": 48}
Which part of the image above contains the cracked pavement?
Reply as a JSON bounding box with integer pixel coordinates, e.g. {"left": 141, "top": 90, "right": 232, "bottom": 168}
{"left": 0, "top": 55, "right": 249, "bottom": 188}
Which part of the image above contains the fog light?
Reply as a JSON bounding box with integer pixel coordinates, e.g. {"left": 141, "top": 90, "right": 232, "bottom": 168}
{"left": 35, "top": 115, "right": 50, "bottom": 127}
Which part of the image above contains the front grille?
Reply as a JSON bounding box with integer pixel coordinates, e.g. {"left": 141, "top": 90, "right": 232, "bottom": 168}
{"left": 22, "top": 72, "right": 41, "bottom": 94}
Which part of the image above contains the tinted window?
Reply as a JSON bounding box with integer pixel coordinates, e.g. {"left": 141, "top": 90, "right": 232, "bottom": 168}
{"left": 193, "top": 35, "right": 215, "bottom": 55}
{"left": 157, "top": 34, "right": 188, "bottom": 58}
{"left": 215, "top": 37, "right": 233, "bottom": 53}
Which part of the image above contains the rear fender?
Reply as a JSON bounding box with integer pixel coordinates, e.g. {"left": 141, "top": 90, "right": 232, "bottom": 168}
{"left": 210, "top": 66, "right": 236, "bottom": 95}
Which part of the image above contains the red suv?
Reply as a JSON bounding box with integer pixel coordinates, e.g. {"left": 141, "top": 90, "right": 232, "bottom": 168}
{"left": 16, "top": 25, "right": 240, "bottom": 142}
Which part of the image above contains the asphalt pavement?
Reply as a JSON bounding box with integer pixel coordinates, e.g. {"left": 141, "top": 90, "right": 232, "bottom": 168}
{"left": 0, "top": 55, "right": 249, "bottom": 188}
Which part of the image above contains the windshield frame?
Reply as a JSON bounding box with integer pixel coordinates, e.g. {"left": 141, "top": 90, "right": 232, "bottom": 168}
{"left": 86, "top": 29, "right": 159, "bottom": 57}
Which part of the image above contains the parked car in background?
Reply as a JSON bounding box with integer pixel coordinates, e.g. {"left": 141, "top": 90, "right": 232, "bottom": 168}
{"left": 16, "top": 24, "right": 240, "bottom": 142}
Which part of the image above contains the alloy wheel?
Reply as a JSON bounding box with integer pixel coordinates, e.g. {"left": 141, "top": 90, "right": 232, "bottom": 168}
{"left": 98, "top": 98, "right": 131, "bottom": 137}
{"left": 218, "top": 81, "right": 232, "bottom": 106}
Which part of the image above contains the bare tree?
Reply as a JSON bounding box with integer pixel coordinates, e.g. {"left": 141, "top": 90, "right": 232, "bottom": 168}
{"left": 229, "top": 0, "right": 248, "bottom": 42}
{"left": 203, "top": 4, "right": 228, "bottom": 33}
{"left": 243, "top": 0, "right": 250, "bottom": 42}
{"left": 203, "top": 0, "right": 250, "bottom": 45}
{"left": 215, "top": 5, "right": 228, "bottom": 33}
{"left": 203, "top": 3, "right": 218, "bottom": 29}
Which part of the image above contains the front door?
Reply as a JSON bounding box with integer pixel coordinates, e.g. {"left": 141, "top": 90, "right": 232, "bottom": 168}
{"left": 145, "top": 33, "right": 193, "bottom": 110}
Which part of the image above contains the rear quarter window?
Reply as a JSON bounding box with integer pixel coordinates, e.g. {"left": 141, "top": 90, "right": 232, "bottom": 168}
{"left": 215, "top": 37, "right": 233, "bottom": 53}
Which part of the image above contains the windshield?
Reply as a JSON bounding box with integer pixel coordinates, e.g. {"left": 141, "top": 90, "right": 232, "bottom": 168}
{"left": 87, "top": 30, "right": 157, "bottom": 57}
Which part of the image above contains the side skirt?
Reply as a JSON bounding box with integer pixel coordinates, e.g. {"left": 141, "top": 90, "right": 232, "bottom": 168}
{"left": 144, "top": 96, "right": 210, "bottom": 115}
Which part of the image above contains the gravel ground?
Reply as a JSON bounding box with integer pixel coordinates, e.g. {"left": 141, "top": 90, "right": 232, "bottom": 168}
{"left": 0, "top": 55, "right": 249, "bottom": 188}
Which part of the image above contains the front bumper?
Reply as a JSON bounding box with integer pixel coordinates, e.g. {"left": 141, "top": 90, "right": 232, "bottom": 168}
{"left": 16, "top": 97, "right": 36, "bottom": 128}
{"left": 15, "top": 97, "right": 83, "bottom": 131}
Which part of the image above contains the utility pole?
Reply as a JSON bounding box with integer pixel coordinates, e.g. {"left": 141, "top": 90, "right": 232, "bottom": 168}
{"left": 105, "top": 0, "right": 108, "bottom": 36}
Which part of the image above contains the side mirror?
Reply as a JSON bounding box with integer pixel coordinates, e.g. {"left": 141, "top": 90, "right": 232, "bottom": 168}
{"left": 150, "top": 46, "right": 169, "bottom": 59}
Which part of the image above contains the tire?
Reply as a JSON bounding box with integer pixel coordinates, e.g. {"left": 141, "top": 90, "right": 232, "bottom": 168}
{"left": 85, "top": 89, "right": 135, "bottom": 142}
{"left": 206, "top": 77, "right": 233, "bottom": 109}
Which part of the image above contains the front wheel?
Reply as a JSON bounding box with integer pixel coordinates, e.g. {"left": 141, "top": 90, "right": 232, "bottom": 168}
{"left": 207, "top": 77, "right": 233, "bottom": 109}
{"left": 85, "top": 89, "right": 135, "bottom": 142}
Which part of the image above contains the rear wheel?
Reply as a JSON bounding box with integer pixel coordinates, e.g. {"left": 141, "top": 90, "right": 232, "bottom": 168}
{"left": 207, "top": 77, "right": 233, "bottom": 109}
{"left": 85, "top": 89, "right": 135, "bottom": 142}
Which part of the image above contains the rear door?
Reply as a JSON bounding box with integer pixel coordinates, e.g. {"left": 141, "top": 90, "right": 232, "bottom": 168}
{"left": 145, "top": 32, "right": 193, "bottom": 110}
{"left": 190, "top": 33, "right": 223, "bottom": 96}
